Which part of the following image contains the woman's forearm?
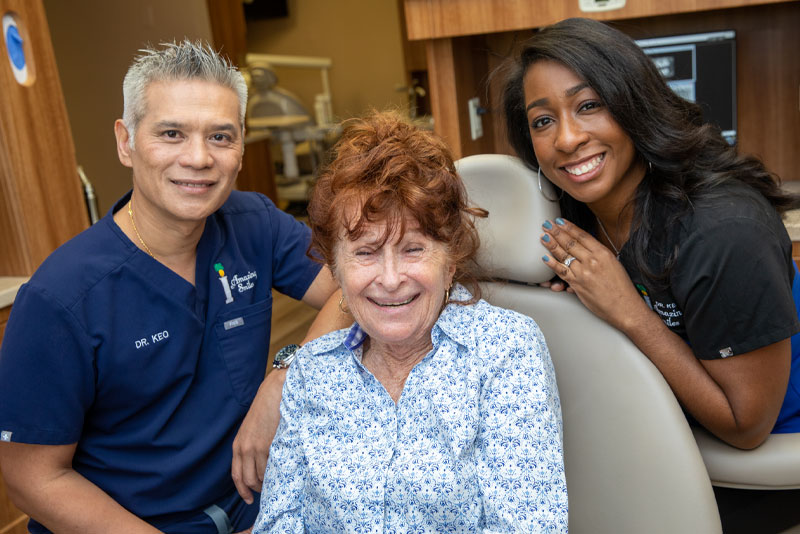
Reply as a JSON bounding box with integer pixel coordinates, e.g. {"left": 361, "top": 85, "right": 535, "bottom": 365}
{"left": 619, "top": 303, "right": 788, "bottom": 449}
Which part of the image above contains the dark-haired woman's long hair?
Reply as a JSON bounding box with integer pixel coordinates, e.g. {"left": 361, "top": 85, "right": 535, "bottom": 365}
{"left": 501, "top": 17, "right": 794, "bottom": 284}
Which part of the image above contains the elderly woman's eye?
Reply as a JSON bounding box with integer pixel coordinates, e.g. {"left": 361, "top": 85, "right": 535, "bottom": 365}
{"left": 406, "top": 247, "right": 423, "bottom": 254}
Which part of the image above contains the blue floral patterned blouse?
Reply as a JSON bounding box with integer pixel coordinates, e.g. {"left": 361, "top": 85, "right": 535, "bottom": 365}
{"left": 253, "top": 285, "right": 568, "bottom": 533}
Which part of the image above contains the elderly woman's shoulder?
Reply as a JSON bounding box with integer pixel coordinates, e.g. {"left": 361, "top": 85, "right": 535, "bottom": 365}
{"left": 441, "top": 296, "right": 549, "bottom": 372}
{"left": 445, "top": 286, "right": 543, "bottom": 340}
{"left": 295, "top": 327, "right": 353, "bottom": 364}
{"left": 474, "top": 297, "right": 541, "bottom": 333}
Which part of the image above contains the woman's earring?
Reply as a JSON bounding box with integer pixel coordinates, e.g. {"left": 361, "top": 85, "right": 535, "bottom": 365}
{"left": 338, "top": 294, "right": 350, "bottom": 314}
{"left": 444, "top": 285, "right": 451, "bottom": 305}
{"left": 538, "top": 166, "right": 563, "bottom": 202}
{"left": 648, "top": 160, "right": 654, "bottom": 174}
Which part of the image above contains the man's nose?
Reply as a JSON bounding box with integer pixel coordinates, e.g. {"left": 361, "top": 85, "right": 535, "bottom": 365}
{"left": 179, "top": 137, "right": 213, "bottom": 168}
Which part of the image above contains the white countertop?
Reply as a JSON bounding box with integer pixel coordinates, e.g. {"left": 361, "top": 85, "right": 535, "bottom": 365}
{"left": 783, "top": 210, "right": 800, "bottom": 242}
{"left": 0, "top": 277, "right": 27, "bottom": 309}
{"left": 781, "top": 182, "right": 800, "bottom": 242}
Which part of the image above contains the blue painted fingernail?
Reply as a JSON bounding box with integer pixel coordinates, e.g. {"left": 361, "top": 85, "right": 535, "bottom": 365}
{"left": 542, "top": 255, "right": 550, "bottom": 262}
{"left": 555, "top": 217, "right": 566, "bottom": 226}
{"left": 543, "top": 220, "right": 553, "bottom": 229}
{"left": 542, "top": 234, "right": 550, "bottom": 242}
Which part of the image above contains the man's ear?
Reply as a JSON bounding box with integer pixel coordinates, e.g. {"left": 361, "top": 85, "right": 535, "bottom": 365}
{"left": 114, "top": 119, "right": 133, "bottom": 168}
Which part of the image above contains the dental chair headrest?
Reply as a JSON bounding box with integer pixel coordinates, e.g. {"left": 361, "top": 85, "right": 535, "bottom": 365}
{"left": 456, "top": 154, "right": 561, "bottom": 285}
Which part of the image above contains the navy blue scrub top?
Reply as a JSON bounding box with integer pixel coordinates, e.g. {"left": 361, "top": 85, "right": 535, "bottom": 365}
{"left": 0, "top": 190, "right": 321, "bottom": 529}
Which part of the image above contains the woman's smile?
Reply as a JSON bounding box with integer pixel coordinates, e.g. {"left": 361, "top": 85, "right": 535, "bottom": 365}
{"left": 563, "top": 153, "right": 605, "bottom": 178}
{"left": 368, "top": 294, "right": 418, "bottom": 307}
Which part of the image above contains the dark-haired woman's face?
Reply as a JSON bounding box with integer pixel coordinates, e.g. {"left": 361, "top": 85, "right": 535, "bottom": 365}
{"left": 523, "top": 60, "right": 645, "bottom": 212}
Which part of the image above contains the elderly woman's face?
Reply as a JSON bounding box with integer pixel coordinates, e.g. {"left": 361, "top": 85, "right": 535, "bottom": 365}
{"left": 335, "top": 217, "right": 455, "bottom": 352}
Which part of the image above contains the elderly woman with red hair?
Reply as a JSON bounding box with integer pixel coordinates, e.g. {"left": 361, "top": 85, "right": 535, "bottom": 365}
{"left": 252, "top": 111, "right": 567, "bottom": 533}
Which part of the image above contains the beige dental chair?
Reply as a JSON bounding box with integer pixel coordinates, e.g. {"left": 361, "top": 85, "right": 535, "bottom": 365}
{"left": 450, "top": 155, "right": 705, "bottom": 532}
{"left": 457, "top": 153, "right": 800, "bottom": 533}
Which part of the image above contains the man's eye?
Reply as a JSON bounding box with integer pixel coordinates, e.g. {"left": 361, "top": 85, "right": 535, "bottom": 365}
{"left": 163, "top": 130, "right": 179, "bottom": 138}
{"left": 211, "top": 133, "right": 230, "bottom": 142}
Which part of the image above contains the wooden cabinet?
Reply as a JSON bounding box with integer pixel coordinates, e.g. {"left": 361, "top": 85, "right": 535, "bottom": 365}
{"left": 0, "top": 468, "right": 28, "bottom": 534}
{"left": 403, "top": 0, "right": 797, "bottom": 40}
{"left": 0, "top": 304, "right": 27, "bottom": 534}
{"left": 0, "top": 306, "right": 9, "bottom": 342}
{"left": 402, "top": 0, "right": 800, "bottom": 185}
{"left": 0, "top": 0, "right": 89, "bottom": 277}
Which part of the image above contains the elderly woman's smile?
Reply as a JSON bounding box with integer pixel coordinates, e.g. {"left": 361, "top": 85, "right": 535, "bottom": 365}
{"left": 336, "top": 220, "right": 455, "bottom": 351}
{"left": 370, "top": 296, "right": 416, "bottom": 307}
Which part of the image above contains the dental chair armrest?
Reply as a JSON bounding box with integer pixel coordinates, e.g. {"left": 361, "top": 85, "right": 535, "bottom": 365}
{"left": 692, "top": 426, "right": 800, "bottom": 489}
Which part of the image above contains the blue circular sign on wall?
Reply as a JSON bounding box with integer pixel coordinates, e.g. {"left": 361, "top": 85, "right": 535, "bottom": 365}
{"left": 6, "top": 24, "right": 25, "bottom": 70}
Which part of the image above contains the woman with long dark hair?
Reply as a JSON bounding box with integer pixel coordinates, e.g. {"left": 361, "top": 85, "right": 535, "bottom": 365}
{"left": 502, "top": 16, "right": 800, "bottom": 531}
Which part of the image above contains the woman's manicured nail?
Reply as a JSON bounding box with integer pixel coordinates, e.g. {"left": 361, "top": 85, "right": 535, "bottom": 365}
{"left": 542, "top": 234, "right": 550, "bottom": 242}
{"left": 555, "top": 217, "right": 566, "bottom": 226}
{"left": 543, "top": 220, "right": 553, "bottom": 229}
{"left": 542, "top": 255, "right": 550, "bottom": 262}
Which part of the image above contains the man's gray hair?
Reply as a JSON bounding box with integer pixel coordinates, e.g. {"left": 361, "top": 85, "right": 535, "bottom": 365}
{"left": 122, "top": 40, "right": 248, "bottom": 148}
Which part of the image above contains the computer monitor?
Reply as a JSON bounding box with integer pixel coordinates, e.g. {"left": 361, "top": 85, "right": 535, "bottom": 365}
{"left": 636, "top": 31, "right": 737, "bottom": 145}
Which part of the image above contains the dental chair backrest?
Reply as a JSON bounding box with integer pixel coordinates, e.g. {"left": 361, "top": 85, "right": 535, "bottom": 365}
{"left": 456, "top": 154, "right": 722, "bottom": 534}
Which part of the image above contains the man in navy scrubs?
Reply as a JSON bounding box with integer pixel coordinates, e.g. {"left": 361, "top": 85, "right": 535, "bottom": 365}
{"left": 0, "top": 41, "right": 342, "bottom": 532}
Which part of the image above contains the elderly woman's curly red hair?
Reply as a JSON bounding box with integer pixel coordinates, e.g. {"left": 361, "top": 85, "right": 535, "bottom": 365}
{"left": 308, "top": 111, "right": 488, "bottom": 302}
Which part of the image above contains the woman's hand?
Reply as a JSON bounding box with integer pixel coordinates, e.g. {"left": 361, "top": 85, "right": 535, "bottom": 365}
{"left": 539, "top": 276, "right": 571, "bottom": 292}
{"left": 539, "top": 217, "right": 647, "bottom": 330}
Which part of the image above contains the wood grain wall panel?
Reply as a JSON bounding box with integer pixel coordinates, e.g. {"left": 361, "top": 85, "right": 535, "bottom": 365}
{"left": 206, "top": 0, "right": 248, "bottom": 65}
{"left": 237, "top": 138, "right": 277, "bottom": 202}
{"left": 404, "top": 0, "right": 797, "bottom": 40}
{"left": 426, "top": 36, "right": 496, "bottom": 159}
{"left": 0, "top": 467, "right": 28, "bottom": 534}
{"left": 397, "top": 0, "right": 428, "bottom": 75}
{"left": 0, "top": 305, "right": 10, "bottom": 342}
{"left": 426, "top": 39, "right": 462, "bottom": 156}
{"left": 484, "top": 32, "right": 521, "bottom": 156}
{"left": 1, "top": 305, "right": 28, "bottom": 534}
{"left": 0, "top": 0, "right": 88, "bottom": 276}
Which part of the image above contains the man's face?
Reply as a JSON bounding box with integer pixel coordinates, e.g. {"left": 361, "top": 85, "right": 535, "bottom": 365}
{"left": 116, "top": 79, "right": 243, "bottom": 226}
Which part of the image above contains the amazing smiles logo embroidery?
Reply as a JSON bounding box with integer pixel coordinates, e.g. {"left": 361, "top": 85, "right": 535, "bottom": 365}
{"left": 214, "top": 263, "right": 258, "bottom": 304}
{"left": 230, "top": 271, "right": 257, "bottom": 293}
{"left": 214, "top": 263, "right": 235, "bottom": 304}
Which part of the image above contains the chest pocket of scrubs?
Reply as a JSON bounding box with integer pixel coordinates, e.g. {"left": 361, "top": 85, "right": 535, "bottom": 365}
{"left": 215, "top": 298, "right": 271, "bottom": 406}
